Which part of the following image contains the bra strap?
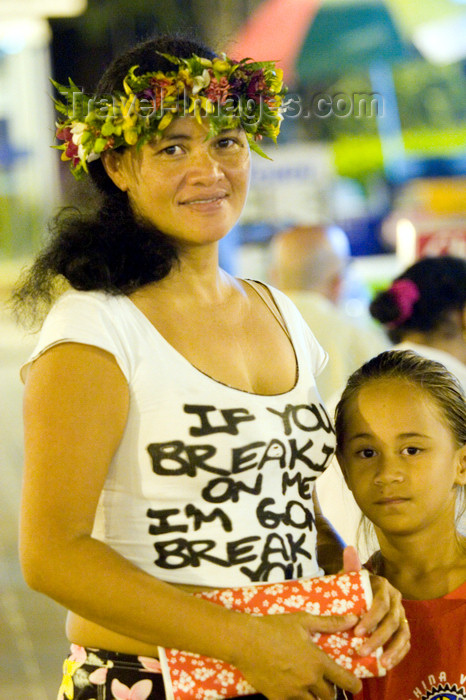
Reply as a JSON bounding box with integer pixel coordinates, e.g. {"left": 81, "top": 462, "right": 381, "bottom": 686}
{"left": 244, "top": 279, "right": 291, "bottom": 342}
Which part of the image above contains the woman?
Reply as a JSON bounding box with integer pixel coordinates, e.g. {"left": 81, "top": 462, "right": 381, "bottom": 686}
{"left": 15, "top": 35, "right": 409, "bottom": 700}
{"left": 370, "top": 255, "right": 466, "bottom": 390}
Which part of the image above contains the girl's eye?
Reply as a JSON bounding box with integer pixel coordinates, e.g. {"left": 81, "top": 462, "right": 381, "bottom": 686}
{"left": 402, "top": 446, "right": 421, "bottom": 456}
{"left": 357, "top": 448, "right": 376, "bottom": 459}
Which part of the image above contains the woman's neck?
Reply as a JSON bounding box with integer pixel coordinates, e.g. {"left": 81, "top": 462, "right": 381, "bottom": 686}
{"left": 143, "top": 242, "right": 238, "bottom": 306}
{"left": 374, "top": 526, "right": 466, "bottom": 600}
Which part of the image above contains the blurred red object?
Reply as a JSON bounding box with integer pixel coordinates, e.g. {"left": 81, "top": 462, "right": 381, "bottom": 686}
{"left": 227, "top": 0, "right": 320, "bottom": 84}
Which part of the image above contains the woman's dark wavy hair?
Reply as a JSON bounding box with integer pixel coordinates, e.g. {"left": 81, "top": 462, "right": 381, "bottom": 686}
{"left": 12, "top": 34, "right": 217, "bottom": 327}
{"left": 369, "top": 255, "right": 466, "bottom": 344}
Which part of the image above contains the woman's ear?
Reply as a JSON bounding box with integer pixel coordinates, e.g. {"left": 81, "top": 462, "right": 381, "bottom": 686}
{"left": 454, "top": 445, "right": 466, "bottom": 486}
{"left": 101, "top": 150, "right": 129, "bottom": 192}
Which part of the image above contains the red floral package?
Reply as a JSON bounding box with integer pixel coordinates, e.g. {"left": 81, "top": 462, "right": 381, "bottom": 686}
{"left": 158, "top": 570, "right": 385, "bottom": 700}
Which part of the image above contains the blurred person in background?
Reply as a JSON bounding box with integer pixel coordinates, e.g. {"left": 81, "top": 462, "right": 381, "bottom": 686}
{"left": 370, "top": 255, "right": 466, "bottom": 390}
{"left": 269, "top": 224, "right": 388, "bottom": 403}
{"left": 12, "top": 34, "right": 409, "bottom": 700}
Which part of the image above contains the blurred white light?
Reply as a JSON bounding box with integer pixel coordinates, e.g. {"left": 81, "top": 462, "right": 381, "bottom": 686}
{"left": 343, "top": 298, "right": 366, "bottom": 319}
{"left": 0, "top": 18, "right": 51, "bottom": 53}
{"left": 327, "top": 224, "right": 351, "bottom": 260}
{"left": 396, "top": 218, "right": 417, "bottom": 267}
{"left": 413, "top": 13, "right": 466, "bottom": 65}
{"left": 0, "top": 0, "right": 86, "bottom": 19}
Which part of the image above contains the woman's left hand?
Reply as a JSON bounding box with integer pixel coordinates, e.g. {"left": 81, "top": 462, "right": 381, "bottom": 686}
{"left": 343, "top": 546, "right": 411, "bottom": 671}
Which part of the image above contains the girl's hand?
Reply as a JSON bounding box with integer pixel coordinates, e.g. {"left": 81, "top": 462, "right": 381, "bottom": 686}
{"left": 232, "top": 611, "right": 362, "bottom": 700}
{"left": 343, "top": 546, "right": 411, "bottom": 671}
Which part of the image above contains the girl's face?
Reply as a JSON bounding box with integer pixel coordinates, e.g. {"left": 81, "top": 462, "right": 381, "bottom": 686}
{"left": 338, "top": 378, "right": 466, "bottom": 538}
{"left": 103, "top": 116, "right": 250, "bottom": 248}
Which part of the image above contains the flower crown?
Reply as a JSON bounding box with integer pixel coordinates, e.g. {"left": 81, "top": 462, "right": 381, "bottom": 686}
{"left": 52, "top": 52, "right": 286, "bottom": 179}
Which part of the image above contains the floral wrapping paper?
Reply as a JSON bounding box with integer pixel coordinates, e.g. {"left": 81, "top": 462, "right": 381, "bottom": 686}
{"left": 158, "top": 570, "right": 385, "bottom": 700}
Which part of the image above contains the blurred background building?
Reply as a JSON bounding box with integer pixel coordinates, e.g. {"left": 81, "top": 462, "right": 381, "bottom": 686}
{"left": 1, "top": 1, "right": 465, "bottom": 698}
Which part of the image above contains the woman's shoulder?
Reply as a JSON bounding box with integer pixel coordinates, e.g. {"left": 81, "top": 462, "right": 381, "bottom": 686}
{"left": 40, "top": 288, "right": 136, "bottom": 352}
{"left": 21, "top": 290, "right": 134, "bottom": 383}
{"left": 41, "top": 288, "right": 135, "bottom": 332}
{"left": 49, "top": 288, "right": 125, "bottom": 313}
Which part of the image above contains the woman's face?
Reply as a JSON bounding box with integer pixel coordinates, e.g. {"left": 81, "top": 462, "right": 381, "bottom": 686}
{"left": 105, "top": 116, "right": 250, "bottom": 248}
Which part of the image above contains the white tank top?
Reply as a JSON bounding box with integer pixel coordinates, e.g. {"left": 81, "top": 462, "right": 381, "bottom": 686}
{"left": 23, "top": 283, "right": 335, "bottom": 586}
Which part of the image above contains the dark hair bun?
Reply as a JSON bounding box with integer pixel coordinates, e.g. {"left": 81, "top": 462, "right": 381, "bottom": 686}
{"left": 369, "top": 289, "right": 400, "bottom": 325}
{"left": 370, "top": 256, "right": 466, "bottom": 343}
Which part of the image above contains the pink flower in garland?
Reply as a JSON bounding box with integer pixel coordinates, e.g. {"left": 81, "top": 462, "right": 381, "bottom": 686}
{"left": 56, "top": 125, "right": 80, "bottom": 167}
{"left": 148, "top": 76, "right": 173, "bottom": 92}
{"left": 247, "top": 69, "right": 269, "bottom": 104}
{"left": 205, "top": 74, "right": 230, "bottom": 105}
{"left": 146, "top": 76, "right": 176, "bottom": 110}
{"left": 56, "top": 125, "right": 72, "bottom": 143}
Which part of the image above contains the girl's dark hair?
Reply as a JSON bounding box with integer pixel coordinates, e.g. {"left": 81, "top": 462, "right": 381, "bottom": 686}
{"left": 12, "top": 34, "right": 217, "bottom": 327}
{"left": 369, "top": 256, "right": 466, "bottom": 344}
{"left": 335, "top": 349, "right": 466, "bottom": 533}
{"left": 335, "top": 349, "right": 466, "bottom": 452}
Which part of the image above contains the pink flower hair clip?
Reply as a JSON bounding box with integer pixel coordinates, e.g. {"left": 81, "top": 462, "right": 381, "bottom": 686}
{"left": 388, "top": 278, "right": 421, "bottom": 327}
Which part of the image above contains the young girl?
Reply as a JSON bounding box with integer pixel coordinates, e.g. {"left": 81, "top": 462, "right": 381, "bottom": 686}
{"left": 335, "top": 349, "right": 466, "bottom": 699}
